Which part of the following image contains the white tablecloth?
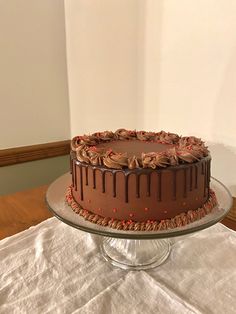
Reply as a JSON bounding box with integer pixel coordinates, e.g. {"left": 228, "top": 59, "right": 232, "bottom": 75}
{"left": 0, "top": 218, "right": 236, "bottom": 314}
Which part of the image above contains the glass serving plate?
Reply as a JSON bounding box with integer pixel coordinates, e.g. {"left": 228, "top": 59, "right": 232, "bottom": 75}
{"left": 46, "top": 173, "right": 232, "bottom": 270}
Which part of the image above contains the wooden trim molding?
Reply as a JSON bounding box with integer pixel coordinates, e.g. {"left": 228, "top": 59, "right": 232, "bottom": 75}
{"left": 0, "top": 140, "right": 70, "bottom": 167}
{"left": 227, "top": 197, "right": 236, "bottom": 222}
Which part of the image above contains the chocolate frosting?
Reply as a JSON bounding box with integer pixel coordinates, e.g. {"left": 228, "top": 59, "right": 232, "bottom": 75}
{"left": 142, "top": 152, "right": 169, "bottom": 169}
{"left": 71, "top": 129, "right": 209, "bottom": 170}
{"left": 128, "top": 156, "right": 141, "bottom": 169}
{"left": 66, "top": 186, "right": 217, "bottom": 231}
{"left": 103, "top": 151, "right": 128, "bottom": 169}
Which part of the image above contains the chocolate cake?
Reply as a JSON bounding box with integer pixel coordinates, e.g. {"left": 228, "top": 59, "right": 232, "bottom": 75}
{"left": 66, "top": 129, "right": 217, "bottom": 231}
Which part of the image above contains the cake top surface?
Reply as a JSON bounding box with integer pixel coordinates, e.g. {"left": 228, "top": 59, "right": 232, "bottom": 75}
{"left": 96, "top": 140, "right": 171, "bottom": 157}
{"left": 71, "top": 129, "right": 209, "bottom": 170}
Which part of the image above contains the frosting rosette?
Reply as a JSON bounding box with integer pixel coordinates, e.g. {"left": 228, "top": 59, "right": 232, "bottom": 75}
{"left": 142, "top": 152, "right": 169, "bottom": 169}
{"left": 71, "top": 129, "right": 209, "bottom": 169}
{"left": 103, "top": 151, "right": 128, "bottom": 169}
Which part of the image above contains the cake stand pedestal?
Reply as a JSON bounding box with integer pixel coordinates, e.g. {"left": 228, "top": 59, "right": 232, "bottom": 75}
{"left": 101, "top": 238, "right": 171, "bottom": 270}
{"left": 46, "top": 173, "right": 232, "bottom": 270}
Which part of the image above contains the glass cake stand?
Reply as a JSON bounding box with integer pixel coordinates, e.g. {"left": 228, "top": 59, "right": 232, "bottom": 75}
{"left": 46, "top": 173, "right": 232, "bottom": 270}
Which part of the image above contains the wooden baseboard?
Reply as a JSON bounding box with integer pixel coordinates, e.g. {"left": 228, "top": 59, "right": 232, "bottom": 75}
{"left": 0, "top": 140, "right": 70, "bottom": 167}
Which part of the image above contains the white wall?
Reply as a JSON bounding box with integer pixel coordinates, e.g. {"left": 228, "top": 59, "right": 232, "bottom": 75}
{"left": 142, "top": 0, "right": 236, "bottom": 196}
{"left": 65, "top": 0, "right": 236, "bottom": 196}
{"left": 0, "top": 0, "right": 70, "bottom": 149}
{"left": 64, "top": 0, "right": 144, "bottom": 135}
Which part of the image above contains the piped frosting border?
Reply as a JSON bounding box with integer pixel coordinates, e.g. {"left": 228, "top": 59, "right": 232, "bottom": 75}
{"left": 65, "top": 185, "right": 217, "bottom": 231}
{"left": 71, "top": 129, "right": 209, "bottom": 170}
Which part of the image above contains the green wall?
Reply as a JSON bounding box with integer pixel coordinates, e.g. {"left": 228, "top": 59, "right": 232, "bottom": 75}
{"left": 0, "top": 155, "right": 69, "bottom": 195}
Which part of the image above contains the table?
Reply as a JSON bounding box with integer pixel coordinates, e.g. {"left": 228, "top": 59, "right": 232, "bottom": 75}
{"left": 0, "top": 185, "right": 53, "bottom": 240}
{"left": 0, "top": 218, "right": 236, "bottom": 313}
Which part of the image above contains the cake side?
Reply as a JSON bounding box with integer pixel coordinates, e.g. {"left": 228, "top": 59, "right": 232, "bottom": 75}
{"left": 67, "top": 129, "right": 215, "bottom": 230}
{"left": 70, "top": 153, "right": 211, "bottom": 222}
{"left": 66, "top": 185, "right": 217, "bottom": 231}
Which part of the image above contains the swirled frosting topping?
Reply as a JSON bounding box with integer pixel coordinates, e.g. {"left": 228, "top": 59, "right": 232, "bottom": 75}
{"left": 71, "top": 129, "right": 209, "bottom": 169}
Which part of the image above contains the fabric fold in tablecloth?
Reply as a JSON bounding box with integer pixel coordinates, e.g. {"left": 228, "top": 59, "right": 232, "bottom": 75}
{"left": 0, "top": 218, "right": 236, "bottom": 314}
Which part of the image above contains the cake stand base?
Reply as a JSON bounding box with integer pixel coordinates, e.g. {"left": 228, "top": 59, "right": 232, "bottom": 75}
{"left": 100, "top": 237, "right": 171, "bottom": 270}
